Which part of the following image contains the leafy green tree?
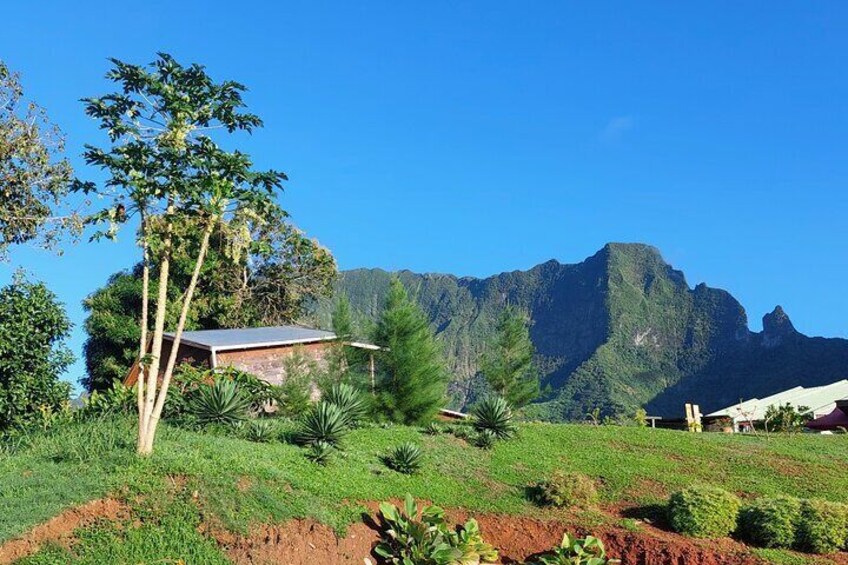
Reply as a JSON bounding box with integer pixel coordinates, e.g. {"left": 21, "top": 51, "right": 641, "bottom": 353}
{"left": 81, "top": 220, "right": 335, "bottom": 393}
{"left": 75, "top": 53, "right": 287, "bottom": 454}
{"left": 0, "top": 61, "right": 77, "bottom": 258}
{"left": 372, "top": 279, "right": 448, "bottom": 425}
{"left": 479, "top": 305, "right": 539, "bottom": 408}
{"left": 331, "top": 295, "right": 354, "bottom": 341}
{"left": 0, "top": 273, "right": 73, "bottom": 428}
{"left": 764, "top": 402, "right": 811, "bottom": 433}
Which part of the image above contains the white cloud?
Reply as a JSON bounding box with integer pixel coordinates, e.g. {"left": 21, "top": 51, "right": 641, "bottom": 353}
{"left": 599, "top": 116, "right": 635, "bottom": 143}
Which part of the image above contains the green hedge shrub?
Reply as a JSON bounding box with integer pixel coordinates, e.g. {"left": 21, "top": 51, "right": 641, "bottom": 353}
{"left": 796, "top": 499, "right": 848, "bottom": 554}
{"left": 668, "top": 485, "right": 740, "bottom": 538}
{"left": 532, "top": 471, "right": 599, "bottom": 509}
{"left": 737, "top": 496, "right": 801, "bottom": 548}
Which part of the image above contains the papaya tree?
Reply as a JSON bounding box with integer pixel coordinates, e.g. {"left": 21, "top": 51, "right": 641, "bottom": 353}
{"left": 75, "top": 53, "right": 286, "bottom": 454}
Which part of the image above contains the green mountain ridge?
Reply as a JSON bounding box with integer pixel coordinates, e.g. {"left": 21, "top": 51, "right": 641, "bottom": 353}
{"left": 321, "top": 243, "right": 848, "bottom": 420}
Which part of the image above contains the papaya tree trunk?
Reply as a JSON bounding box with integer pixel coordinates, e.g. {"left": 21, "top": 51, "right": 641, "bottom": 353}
{"left": 142, "top": 219, "right": 214, "bottom": 453}
{"left": 136, "top": 214, "right": 150, "bottom": 449}
{"left": 138, "top": 204, "right": 174, "bottom": 456}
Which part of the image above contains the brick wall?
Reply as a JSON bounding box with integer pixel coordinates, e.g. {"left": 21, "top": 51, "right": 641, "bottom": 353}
{"left": 216, "top": 342, "right": 332, "bottom": 388}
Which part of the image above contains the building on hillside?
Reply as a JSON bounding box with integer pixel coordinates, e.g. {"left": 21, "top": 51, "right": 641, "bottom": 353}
{"left": 124, "top": 325, "right": 379, "bottom": 391}
{"left": 706, "top": 380, "right": 848, "bottom": 432}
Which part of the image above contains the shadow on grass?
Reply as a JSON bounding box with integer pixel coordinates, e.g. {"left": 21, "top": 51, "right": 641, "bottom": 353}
{"left": 620, "top": 503, "right": 670, "bottom": 529}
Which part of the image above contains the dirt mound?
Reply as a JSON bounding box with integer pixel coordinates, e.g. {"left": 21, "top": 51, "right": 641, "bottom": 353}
{"left": 0, "top": 498, "right": 128, "bottom": 564}
{"left": 221, "top": 520, "right": 378, "bottom": 565}
{"left": 219, "top": 511, "right": 775, "bottom": 565}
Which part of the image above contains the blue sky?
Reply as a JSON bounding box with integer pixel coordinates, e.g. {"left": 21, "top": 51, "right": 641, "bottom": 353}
{"left": 2, "top": 1, "right": 847, "bottom": 386}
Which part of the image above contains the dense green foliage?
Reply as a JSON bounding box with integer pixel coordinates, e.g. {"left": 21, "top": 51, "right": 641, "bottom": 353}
{"left": 533, "top": 533, "right": 619, "bottom": 565}
{"left": 372, "top": 279, "right": 449, "bottom": 425}
{"left": 738, "top": 496, "right": 802, "bottom": 549}
{"left": 0, "top": 275, "right": 73, "bottom": 429}
{"left": 668, "top": 485, "right": 741, "bottom": 538}
{"left": 796, "top": 498, "right": 848, "bottom": 554}
{"left": 480, "top": 305, "right": 540, "bottom": 408}
{"left": 375, "top": 494, "right": 498, "bottom": 564}
{"left": 325, "top": 243, "right": 848, "bottom": 420}
{"left": 472, "top": 396, "right": 516, "bottom": 440}
{"left": 531, "top": 471, "right": 599, "bottom": 509}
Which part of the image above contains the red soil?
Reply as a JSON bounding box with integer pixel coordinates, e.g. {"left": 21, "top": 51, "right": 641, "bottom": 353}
{"left": 218, "top": 509, "right": 783, "bottom": 565}
{"left": 0, "top": 498, "right": 128, "bottom": 564}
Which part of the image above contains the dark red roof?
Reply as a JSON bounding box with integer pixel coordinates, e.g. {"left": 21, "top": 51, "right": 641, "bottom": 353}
{"left": 806, "top": 406, "right": 848, "bottom": 431}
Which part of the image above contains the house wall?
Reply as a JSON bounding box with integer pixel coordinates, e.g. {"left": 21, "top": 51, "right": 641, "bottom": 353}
{"left": 215, "top": 342, "right": 332, "bottom": 387}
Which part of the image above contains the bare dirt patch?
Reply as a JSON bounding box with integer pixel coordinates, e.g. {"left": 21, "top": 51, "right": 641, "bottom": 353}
{"left": 216, "top": 509, "right": 787, "bottom": 564}
{"left": 0, "top": 498, "right": 129, "bottom": 564}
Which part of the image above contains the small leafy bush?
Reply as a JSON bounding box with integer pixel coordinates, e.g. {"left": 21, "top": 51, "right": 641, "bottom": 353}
{"left": 796, "top": 498, "right": 848, "bottom": 554}
{"left": 449, "top": 423, "right": 472, "bottom": 440}
{"left": 474, "top": 429, "right": 497, "bottom": 450}
{"left": 737, "top": 496, "right": 801, "bottom": 549}
{"left": 472, "top": 396, "right": 516, "bottom": 440}
{"left": 374, "top": 494, "right": 498, "bottom": 564}
{"left": 82, "top": 380, "right": 136, "bottom": 417}
{"left": 531, "top": 471, "right": 599, "bottom": 509}
{"left": 306, "top": 440, "right": 334, "bottom": 465}
{"left": 190, "top": 380, "right": 250, "bottom": 426}
{"left": 323, "top": 382, "right": 367, "bottom": 426}
{"left": 385, "top": 442, "right": 423, "bottom": 474}
{"left": 533, "top": 533, "right": 620, "bottom": 565}
{"left": 244, "top": 420, "right": 274, "bottom": 443}
{"left": 668, "top": 485, "right": 741, "bottom": 538}
{"left": 295, "top": 401, "right": 347, "bottom": 446}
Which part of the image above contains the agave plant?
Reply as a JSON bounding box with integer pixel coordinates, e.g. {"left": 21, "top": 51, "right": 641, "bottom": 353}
{"left": 295, "top": 401, "right": 348, "bottom": 446}
{"left": 474, "top": 429, "right": 497, "bottom": 450}
{"left": 244, "top": 419, "right": 274, "bottom": 443}
{"left": 386, "top": 442, "right": 423, "bottom": 474}
{"left": 306, "top": 440, "right": 334, "bottom": 465}
{"left": 424, "top": 421, "right": 443, "bottom": 435}
{"left": 472, "top": 396, "right": 516, "bottom": 440}
{"left": 323, "top": 383, "right": 367, "bottom": 426}
{"left": 190, "top": 379, "right": 251, "bottom": 425}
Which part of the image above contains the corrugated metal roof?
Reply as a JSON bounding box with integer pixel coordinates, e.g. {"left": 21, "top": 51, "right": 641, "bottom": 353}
{"left": 165, "top": 326, "right": 337, "bottom": 351}
{"left": 708, "top": 380, "right": 848, "bottom": 422}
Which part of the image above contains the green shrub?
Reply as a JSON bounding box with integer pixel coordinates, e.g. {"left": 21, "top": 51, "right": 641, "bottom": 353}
{"left": 190, "top": 380, "right": 250, "bottom": 426}
{"left": 472, "top": 396, "right": 515, "bottom": 440}
{"left": 668, "top": 485, "right": 741, "bottom": 538}
{"left": 385, "top": 442, "right": 423, "bottom": 474}
{"left": 81, "top": 380, "right": 136, "bottom": 417}
{"left": 533, "top": 533, "right": 620, "bottom": 564}
{"left": 323, "top": 382, "right": 367, "bottom": 426}
{"left": 244, "top": 420, "right": 274, "bottom": 443}
{"left": 531, "top": 471, "right": 599, "bottom": 509}
{"left": 449, "top": 423, "right": 472, "bottom": 440}
{"left": 474, "top": 429, "right": 497, "bottom": 450}
{"left": 796, "top": 498, "right": 848, "bottom": 554}
{"left": 737, "top": 496, "right": 801, "bottom": 549}
{"left": 306, "top": 440, "right": 334, "bottom": 465}
{"left": 374, "top": 494, "right": 498, "bottom": 564}
{"left": 295, "top": 401, "right": 347, "bottom": 446}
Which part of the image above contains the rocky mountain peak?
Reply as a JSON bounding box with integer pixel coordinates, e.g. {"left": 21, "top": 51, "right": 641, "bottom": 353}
{"left": 762, "top": 305, "right": 797, "bottom": 346}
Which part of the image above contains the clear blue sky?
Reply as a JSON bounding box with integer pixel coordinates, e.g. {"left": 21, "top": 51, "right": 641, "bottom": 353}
{"left": 2, "top": 1, "right": 847, "bottom": 387}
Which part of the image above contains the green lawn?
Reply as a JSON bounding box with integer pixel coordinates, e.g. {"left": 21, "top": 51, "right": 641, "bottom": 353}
{"left": 2, "top": 417, "right": 847, "bottom": 562}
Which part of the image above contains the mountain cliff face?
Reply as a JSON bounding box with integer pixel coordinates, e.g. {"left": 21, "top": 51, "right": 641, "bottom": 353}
{"left": 325, "top": 243, "right": 848, "bottom": 420}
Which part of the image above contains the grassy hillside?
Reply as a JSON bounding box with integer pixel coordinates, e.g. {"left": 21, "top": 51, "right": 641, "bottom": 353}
{"left": 322, "top": 243, "right": 848, "bottom": 420}
{"left": 2, "top": 417, "right": 847, "bottom": 563}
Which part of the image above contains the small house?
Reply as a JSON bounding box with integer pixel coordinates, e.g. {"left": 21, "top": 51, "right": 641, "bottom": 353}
{"left": 125, "top": 325, "right": 379, "bottom": 388}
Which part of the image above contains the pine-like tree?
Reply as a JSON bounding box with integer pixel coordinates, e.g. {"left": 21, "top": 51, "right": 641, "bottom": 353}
{"left": 480, "top": 305, "right": 540, "bottom": 408}
{"left": 331, "top": 295, "right": 354, "bottom": 341}
{"left": 372, "top": 279, "right": 448, "bottom": 425}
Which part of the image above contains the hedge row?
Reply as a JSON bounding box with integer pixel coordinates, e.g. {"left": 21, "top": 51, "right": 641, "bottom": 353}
{"left": 667, "top": 485, "right": 848, "bottom": 554}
